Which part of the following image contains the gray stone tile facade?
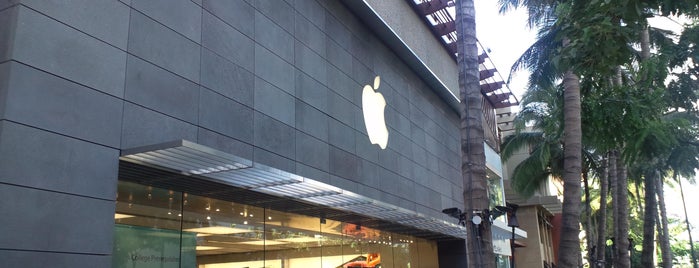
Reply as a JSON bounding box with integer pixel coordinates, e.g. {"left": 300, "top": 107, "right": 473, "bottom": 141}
{"left": 0, "top": 0, "right": 463, "bottom": 262}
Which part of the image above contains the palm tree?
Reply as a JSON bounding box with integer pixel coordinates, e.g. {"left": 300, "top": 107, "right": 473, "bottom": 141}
{"left": 497, "top": 1, "right": 586, "bottom": 265}
{"left": 629, "top": 3, "right": 699, "bottom": 266}
{"left": 634, "top": 17, "right": 696, "bottom": 267}
{"left": 501, "top": 2, "right": 699, "bottom": 267}
{"left": 559, "top": 70, "right": 584, "bottom": 267}
{"left": 500, "top": 1, "right": 592, "bottom": 265}
{"left": 456, "top": 1, "right": 494, "bottom": 267}
{"left": 668, "top": 24, "right": 699, "bottom": 268}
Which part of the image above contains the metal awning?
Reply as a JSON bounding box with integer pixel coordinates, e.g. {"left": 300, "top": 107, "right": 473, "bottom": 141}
{"left": 120, "top": 140, "right": 468, "bottom": 241}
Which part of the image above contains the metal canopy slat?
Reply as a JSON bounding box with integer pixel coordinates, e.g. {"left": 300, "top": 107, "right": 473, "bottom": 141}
{"left": 146, "top": 150, "right": 230, "bottom": 174}
{"left": 124, "top": 152, "right": 195, "bottom": 173}
{"left": 120, "top": 140, "right": 468, "bottom": 240}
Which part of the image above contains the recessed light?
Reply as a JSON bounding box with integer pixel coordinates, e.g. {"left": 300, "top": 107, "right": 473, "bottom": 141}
{"left": 196, "top": 246, "right": 223, "bottom": 251}
{"left": 114, "top": 213, "right": 135, "bottom": 219}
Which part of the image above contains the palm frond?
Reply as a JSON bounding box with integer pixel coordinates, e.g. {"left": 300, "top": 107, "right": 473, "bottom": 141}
{"left": 501, "top": 131, "right": 545, "bottom": 160}
{"left": 508, "top": 24, "right": 562, "bottom": 91}
{"left": 510, "top": 151, "right": 555, "bottom": 197}
{"left": 497, "top": 0, "right": 559, "bottom": 29}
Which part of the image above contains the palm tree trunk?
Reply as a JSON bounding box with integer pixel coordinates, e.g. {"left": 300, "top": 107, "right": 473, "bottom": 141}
{"left": 558, "top": 68, "right": 583, "bottom": 267}
{"left": 615, "top": 153, "right": 630, "bottom": 267}
{"left": 636, "top": 181, "right": 644, "bottom": 216}
{"left": 656, "top": 178, "right": 673, "bottom": 267}
{"left": 641, "top": 171, "right": 658, "bottom": 268}
{"left": 655, "top": 213, "right": 664, "bottom": 266}
{"left": 640, "top": 25, "right": 651, "bottom": 61}
{"left": 583, "top": 170, "right": 595, "bottom": 263}
{"left": 610, "top": 67, "right": 631, "bottom": 267}
{"left": 679, "top": 177, "right": 699, "bottom": 268}
{"left": 639, "top": 24, "right": 657, "bottom": 268}
{"left": 610, "top": 152, "right": 619, "bottom": 264}
{"left": 455, "top": 1, "right": 494, "bottom": 267}
{"left": 596, "top": 155, "right": 609, "bottom": 266}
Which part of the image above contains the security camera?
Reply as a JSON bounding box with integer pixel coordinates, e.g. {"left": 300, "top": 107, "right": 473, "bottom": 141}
{"left": 442, "top": 207, "right": 463, "bottom": 219}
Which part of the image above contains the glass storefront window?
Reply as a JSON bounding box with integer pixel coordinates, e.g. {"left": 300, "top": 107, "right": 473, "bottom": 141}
{"left": 113, "top": 181, "right": 441, "bottom": 268}
{"left": 320, "top": 218, "right": 346, "bottom": 267}
{"left": 182, "top": 194, "right": 266, "bottom": 266}
{"left": 487, "top": 172, "right": 506, "bottom": 214}
{"left": 340, "top": 223, "right": 393, "bottom": 268}
{"left": 393, "top": 233, "right": 414, "bottom": 268}
{"left": 495, "top": 254, "right": 510, "bottom": 268}
{"left": 415, "top": 238, "right": 440, "bottom": 268}
{"left": 263, "top": 209, "right": 322, "bottom": 267}
{"left": 113, "top": 182, "right": 187, "bottom": 267}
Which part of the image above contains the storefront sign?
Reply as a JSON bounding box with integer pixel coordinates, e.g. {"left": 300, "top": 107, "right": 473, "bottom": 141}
{"left": 492, "top": 225, "right": 513, "bottom": 256}
{"left": 362, "top": 76, "right": 389, "bottom": 149}
{"left": 113, "top": 224, "right": 196, "bottom": 268}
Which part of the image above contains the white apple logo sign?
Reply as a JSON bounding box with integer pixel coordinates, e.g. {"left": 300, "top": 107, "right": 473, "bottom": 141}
{"left": 362, "top": 76, "right": 389, "bottom": 149}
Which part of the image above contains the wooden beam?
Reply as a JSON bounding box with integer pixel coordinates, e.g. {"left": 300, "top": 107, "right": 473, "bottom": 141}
{"left": 480, "top": 81, "right": 504, "bottom": 93}
{"left": 415, "top": 0, "right": 450, "bottom": 15}
{"left": 486, "top": 93, "right": 512, "bottom": 103}
{"left": 478, "top": 53, "right": 488, "bottom": 64}
{"left": 493, "top": 101, "right": 518, "bottom": 109}
{"left": 434, "top": 21, "right": 455, "bottom": 36}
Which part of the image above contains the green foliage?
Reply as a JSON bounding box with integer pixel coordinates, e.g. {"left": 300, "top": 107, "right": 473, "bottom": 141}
{"left": 582, "top": 82, "right": 664, "bottom": 153}
{"left": 665, "top": 217, "right": 699, "bottom": 266}
{"left": 556, "top": 1, "right": 640, "bottom": 76}
{"left": 672, "top": 23, "right": 699, "bottom": 70}
{"left": 652, "top": 0, "right": 699, "bottom": 16}
{"left": 664, "top": 118, "right": 699, "bottom": 177}
{"left": 666, "top": 74, "right": 699, "bottom": 111}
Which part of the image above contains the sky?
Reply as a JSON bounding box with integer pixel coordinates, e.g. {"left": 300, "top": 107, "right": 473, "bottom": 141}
{"left": 473, "top": 0, "right": 535, "bottom": 101}
{"left": 472, "top": 1, "right": 699, "bottom": 239}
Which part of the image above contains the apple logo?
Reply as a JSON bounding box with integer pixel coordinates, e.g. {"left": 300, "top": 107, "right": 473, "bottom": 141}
{"left": 362, "top": 76, "right": 389, "bottom": 149}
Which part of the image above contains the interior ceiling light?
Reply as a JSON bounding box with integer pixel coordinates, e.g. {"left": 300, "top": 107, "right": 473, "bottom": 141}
{"left": 277, "top": 237, "right": 322, "bottom": 243}
{"left": 114, "top": 213, "right": 135, "bottom": 219}
{"left": 237, "top": 240, "right": 288, "bottom": 246}
{"left": 183, "top": 226, "right": 253, "bottom": 235}
{"left": 195, "top": 246, "right": 223, "bottom": 251}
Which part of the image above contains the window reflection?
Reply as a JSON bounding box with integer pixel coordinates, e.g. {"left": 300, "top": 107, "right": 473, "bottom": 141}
{"left": 393, "top": 233, "right": 414, "bottom": 267}
{"left": 495, "top": 254, "right": 510, "bottom": 268}
{"left": 113, "top": 182, "right": 186, "bottom": 268}
{"left": 416, "top": 238, "right": 440, "bottom": 268}
{"left": 341, "top": 223, "right": 392, "bottom": 268}
{"left": 113, "top": 181, "right": 441, "bottom": 268}
{"left": 321, "top": 218, "right": 346, "bottom": 267}
{"left": 487, "top": 172, "right": 505, "bottom": 213}
{"left": 183, "top": 195, "right": 265, "bottom": 265}
{"left": 263, "top": 209, "right": 322, "bottom": 267}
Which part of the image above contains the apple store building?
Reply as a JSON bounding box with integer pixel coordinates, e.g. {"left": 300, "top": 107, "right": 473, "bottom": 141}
{"left": 0, "top": 0, "right": 520, "bottom": 267}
